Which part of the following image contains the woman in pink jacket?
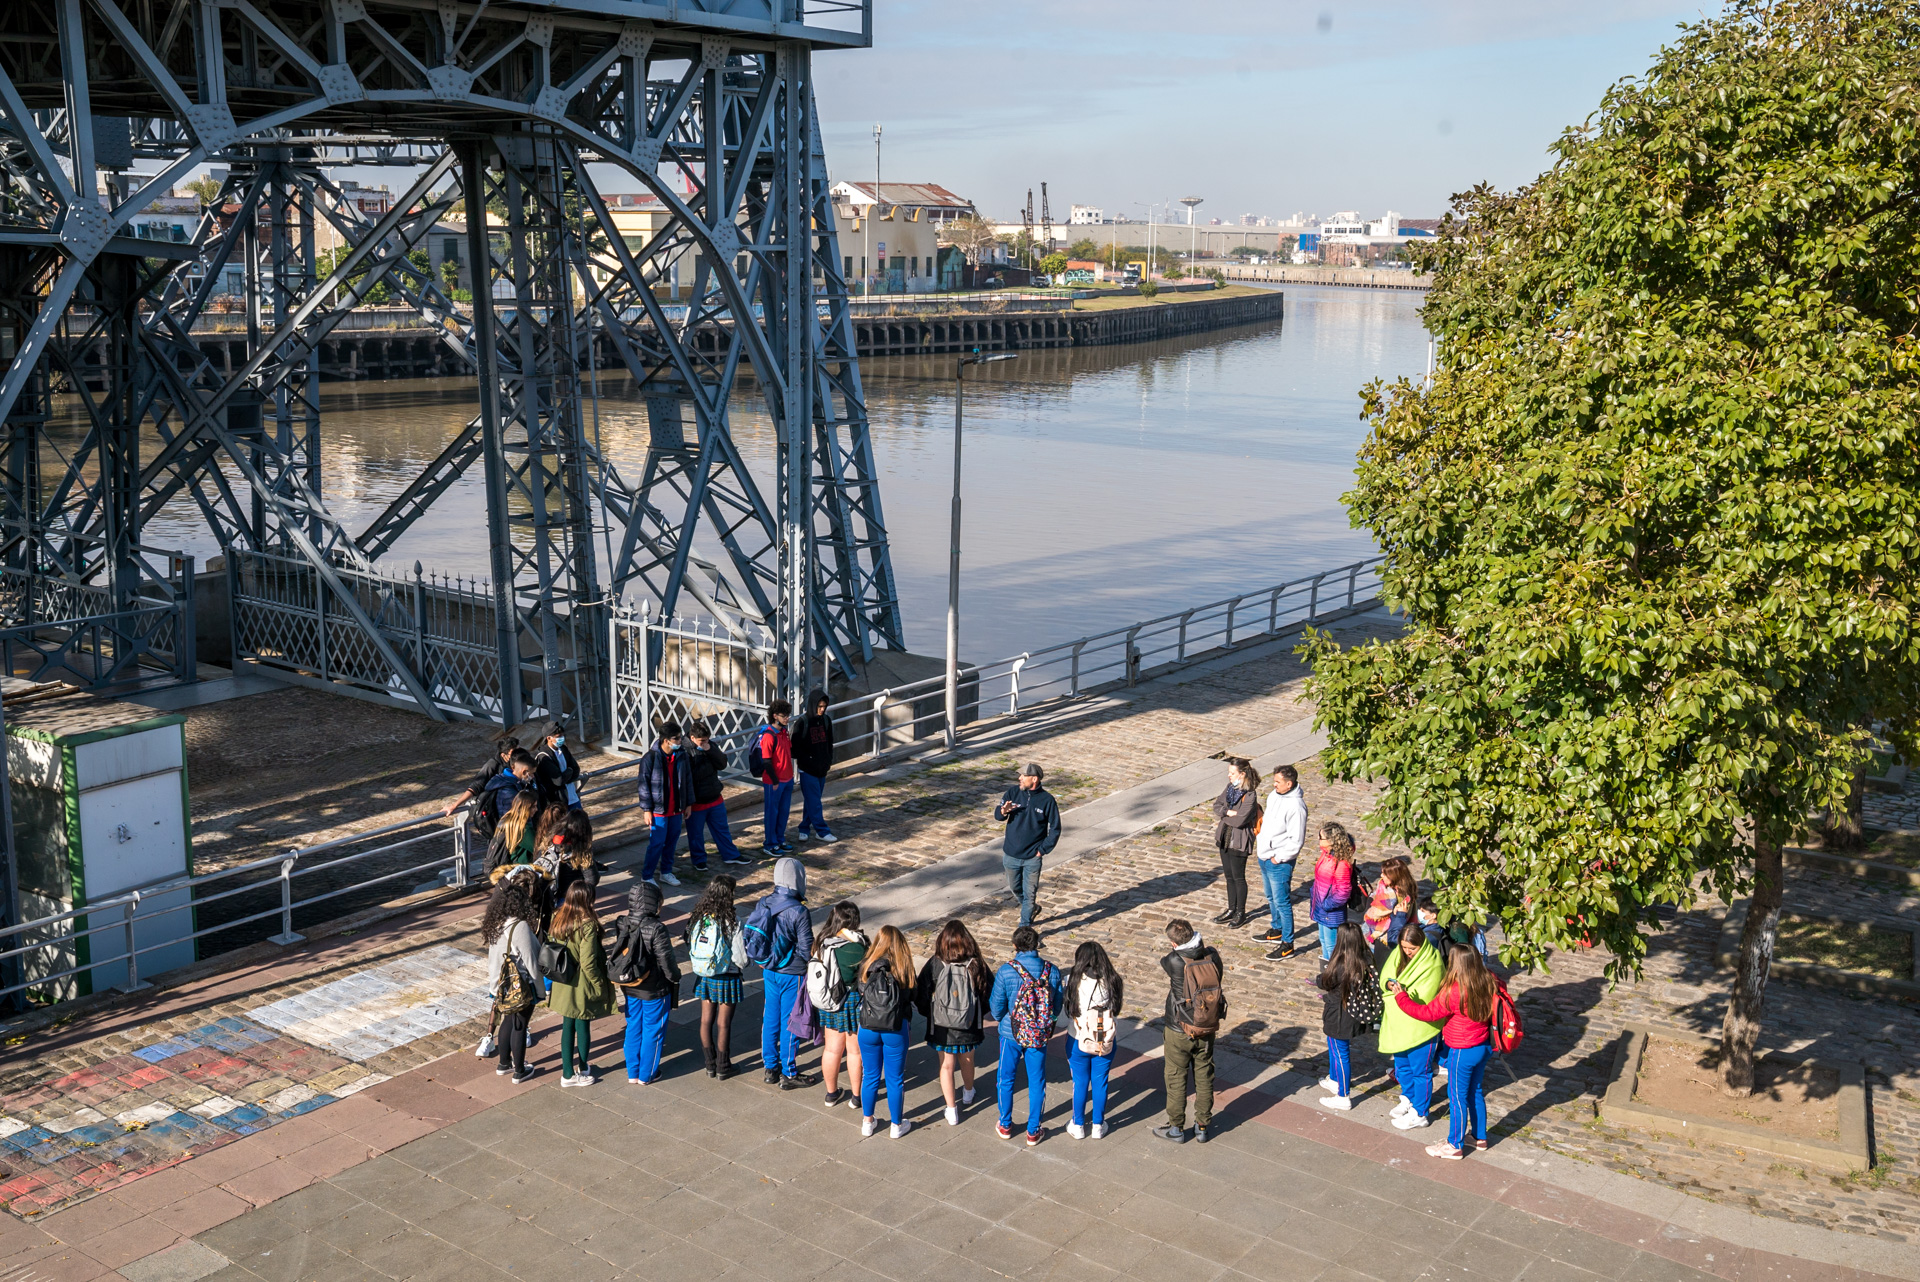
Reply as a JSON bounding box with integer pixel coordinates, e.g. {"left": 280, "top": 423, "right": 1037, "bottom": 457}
{"left": 1388, "top": 944, "right": 1496, "bottom": 1160}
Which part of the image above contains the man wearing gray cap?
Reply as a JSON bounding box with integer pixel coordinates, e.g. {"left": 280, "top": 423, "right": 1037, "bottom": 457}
{"left": 995, "top": 763, "right": 1061, "bottom": 928}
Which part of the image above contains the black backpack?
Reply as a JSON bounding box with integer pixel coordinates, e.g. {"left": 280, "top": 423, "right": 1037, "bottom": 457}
{"left": 857, "top": 960, "right": 903, "bottom": 1031}
{"left": 607, "top": 916, "right": 651, "bottom": 987}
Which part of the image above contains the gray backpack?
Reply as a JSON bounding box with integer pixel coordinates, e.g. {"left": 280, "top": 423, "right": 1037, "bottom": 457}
{"left": 931, "top": 960, "right": 979, "bottom": 1030}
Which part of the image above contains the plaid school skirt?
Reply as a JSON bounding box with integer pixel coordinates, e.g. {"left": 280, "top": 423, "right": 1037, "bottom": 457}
{"left": 693, "top": 974, "right": 743, "bottom": 1005}
{"left": 819, "top": 989, "right": 862, "bottom": 1033}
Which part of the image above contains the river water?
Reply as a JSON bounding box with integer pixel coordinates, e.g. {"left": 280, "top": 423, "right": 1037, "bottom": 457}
{"left": 127, "top": 284, "right": 1428, "bottom": 663}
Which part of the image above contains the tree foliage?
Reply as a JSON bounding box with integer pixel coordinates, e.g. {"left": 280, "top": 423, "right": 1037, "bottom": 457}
{"left": 1303, "top": 0, "right": 1920, "bottom": 1079}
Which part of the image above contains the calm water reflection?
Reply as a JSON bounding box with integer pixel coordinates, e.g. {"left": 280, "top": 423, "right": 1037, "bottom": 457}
{"left": 114, "top": 285, "right": 1426, "bottom": 662}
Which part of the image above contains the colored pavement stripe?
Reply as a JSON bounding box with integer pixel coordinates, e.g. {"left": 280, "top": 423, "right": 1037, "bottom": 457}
{"left": 241, "top": 943, "right": 492, "bottom": 1062}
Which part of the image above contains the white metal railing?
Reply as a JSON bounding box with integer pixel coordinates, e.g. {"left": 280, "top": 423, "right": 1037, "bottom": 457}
{"left": 819, "top": 553, "right": 1385, "bottom": 757}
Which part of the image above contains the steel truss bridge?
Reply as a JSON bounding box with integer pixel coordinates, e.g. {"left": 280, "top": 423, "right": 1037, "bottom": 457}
{"left": 0, "top": 0, "right": 903, "bottom": 738}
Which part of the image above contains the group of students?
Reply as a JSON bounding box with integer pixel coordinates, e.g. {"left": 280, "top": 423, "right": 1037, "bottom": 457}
{"left": 1307, "top": 822, "right": 1511, "bottom": 1161}
{"left": 632, "top": 694, "right": 840, "bottom": 887}
{"left": 478, "top": 848, "right": 1243, "bottom": 1146}
{"left": 1212, "top": 759, "right": 1511, "bottom": 1162}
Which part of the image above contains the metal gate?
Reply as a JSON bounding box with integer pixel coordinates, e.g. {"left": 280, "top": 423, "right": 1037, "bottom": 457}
{"left": 611, "top": 606, "right": 780, "bottom": 768}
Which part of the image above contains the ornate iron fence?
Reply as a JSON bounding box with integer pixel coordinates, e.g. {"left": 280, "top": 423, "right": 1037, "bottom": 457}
{"left": 229, "top": 550, "right": 510, "bottom": 722}
{"left": 610, "top": 605, "right": 781, "bottom": 773}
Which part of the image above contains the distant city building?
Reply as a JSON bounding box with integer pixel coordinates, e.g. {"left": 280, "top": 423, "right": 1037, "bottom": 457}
{"left": 129, "top": 193, "right": 199, "bottom": 244}
{"left": 827, "top": 181, "right": 972, "bottom": 294}
{"left": 1069, "top": 205, "right": 1105, "bottom": 225}
{"left": 1301, "top": 209, "right": 1432, "bottom": 266}
{"left": 829, "top": 181, "right": 974, "bottom": 227}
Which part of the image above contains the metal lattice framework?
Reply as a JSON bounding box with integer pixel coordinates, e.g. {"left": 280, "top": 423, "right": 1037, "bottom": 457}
{"left": 0, "top": 0, "right": 900, "bottom": 734}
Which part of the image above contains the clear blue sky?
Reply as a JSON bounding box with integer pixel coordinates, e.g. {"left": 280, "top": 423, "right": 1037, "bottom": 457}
{"left": 815, "top": 1, "right": 1725, "bottom": 224}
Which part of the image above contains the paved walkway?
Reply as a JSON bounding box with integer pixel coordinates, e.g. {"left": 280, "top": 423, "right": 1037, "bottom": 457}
{"left": 4, "top": 608, "right": 1917, "bottom": 1281}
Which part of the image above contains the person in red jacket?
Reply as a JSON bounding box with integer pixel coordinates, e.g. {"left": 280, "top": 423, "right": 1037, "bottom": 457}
{"left": 755, "top": 698, "right": 796, "bottom": 855}
{"left": 1388, "top": 945, "right": 1496, "bottom": 1160}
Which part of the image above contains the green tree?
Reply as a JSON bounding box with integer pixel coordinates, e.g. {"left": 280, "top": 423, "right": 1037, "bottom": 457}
{"left": 1038, "top": 252, "right": 1068, "bottom": 276}
{"left": 1067, "top": 237, "right": 1099, "bottom": 261}
{"left": 1135, "top": 280, "right": 1157, "bottom": 298}
{"left": 439, "top": 257, "right": 460, "bottom": 292}
{"left": 1302, "top": 0, "right": 1920, "bottom": 1094}
{"left": 183, "top": 175, "right": 222, "bottom": 205}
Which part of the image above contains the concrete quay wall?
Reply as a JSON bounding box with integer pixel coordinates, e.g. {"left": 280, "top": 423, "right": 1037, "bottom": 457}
{"left": 165, "top": 290, "right": 1287, "bottom": 381}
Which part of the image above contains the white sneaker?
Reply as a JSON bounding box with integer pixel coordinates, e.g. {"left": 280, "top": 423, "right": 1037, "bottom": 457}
{"left": 1391, "top": 1096, "right": 1413, "bottom": 1117}
{"left": 793, "top": 830, "right": 811, "bottom": 843}
{"left": 1068, "top": 1122, "right": 1086, "bottom": 1140}
{"left": 477, "top": 1035, "right": 496, "bottom": 1058}
{"left": 960, "top": 1087, "right": 977, "bottom": 1106}
{"left": 1318, "top": 1076, "right": 1339, "bottom": 1094}
{"left": 945, "top": 1106, "right": 960, "bottom": 1127}
{"left": 890, "top": 1120, "right": 912, "bottom": 1139}
{"left": 860, "top": 1117, "right": 876, "bottom": 1137}
{"left": 657, "top": 871, "right": 681, "bottom": 887}
{"left": 1391, "top": 1113, "right": 1430, "bottom": 1130}
{"left": 1090, "top": 1124, "right": 1106, "bottom": 1140}
{"left": 1320, "top": 1096, "right": 1352, "bottom": 1111}
{"left": 817, "top": 831, "right": 839, "bottom": 844}
{"left": 642, "top": 877, "right": 659, "bottom": 887}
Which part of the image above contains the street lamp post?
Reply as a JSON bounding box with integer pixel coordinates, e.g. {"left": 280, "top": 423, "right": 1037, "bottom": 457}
{"left": 946, "top": 351, "right": 1017, "bottom": 750}
{"left": 872, "top": 124, "right": 882, "bottom": 296}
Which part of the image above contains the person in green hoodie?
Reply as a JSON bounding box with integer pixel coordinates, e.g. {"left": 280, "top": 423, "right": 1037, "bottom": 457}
{"left": 1378, "top": 926, "right": 1445, "bottom": 1130}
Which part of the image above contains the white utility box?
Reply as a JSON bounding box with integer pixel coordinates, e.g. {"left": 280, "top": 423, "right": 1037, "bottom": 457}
{"left": 6, "top": 690, "right": 193, "bottom": 1000}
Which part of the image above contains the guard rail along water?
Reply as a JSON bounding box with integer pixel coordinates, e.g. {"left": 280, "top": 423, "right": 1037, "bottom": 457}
{"left": 0, "top": 552, "right": 1382, "bottom": 1011}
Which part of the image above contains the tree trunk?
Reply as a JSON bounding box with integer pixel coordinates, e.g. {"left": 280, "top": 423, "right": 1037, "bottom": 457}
{"left": 1720, "top": 836, "right": 1783, "bottom": 1094}
{"left": 1819, "top": 765, "right": 1868, "bottom": 852}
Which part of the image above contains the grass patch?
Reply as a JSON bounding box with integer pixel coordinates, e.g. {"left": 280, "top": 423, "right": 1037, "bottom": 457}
{"left": 1070, "top": 284, "right": 1267, "bottom": 311}
{"left": 1775, "top": 916, "right": 1912, "bottom": 980}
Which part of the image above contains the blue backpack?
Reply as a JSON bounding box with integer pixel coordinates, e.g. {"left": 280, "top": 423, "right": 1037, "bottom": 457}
{"left": 741, "top": 896, "right": 793, "bottom": 970}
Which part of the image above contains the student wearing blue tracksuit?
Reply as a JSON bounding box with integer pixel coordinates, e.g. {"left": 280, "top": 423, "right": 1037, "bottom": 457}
{"left": 742, "top": 856, "right": 814, "bottom": 1087}
{"left": 636, "top": 722, "right": 694, "bottom": 887}
{"left": 988, "top": 926, "right": 1063, "bottom": 1146}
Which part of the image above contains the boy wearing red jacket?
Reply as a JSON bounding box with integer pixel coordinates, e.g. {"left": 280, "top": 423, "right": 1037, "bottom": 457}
{"left": 754, "top": 699, "right": 796, "bottom": 855}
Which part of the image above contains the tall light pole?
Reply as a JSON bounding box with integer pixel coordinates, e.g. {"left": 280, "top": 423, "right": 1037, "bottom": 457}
{"left": 946, "top": 351, "right": 1018, "bottom": 750}
{"left": 1181, "top": 196, "right": 1202, "bottom": 268}
{"left": 871, "top": 124, "right": 883, "bottom": 296}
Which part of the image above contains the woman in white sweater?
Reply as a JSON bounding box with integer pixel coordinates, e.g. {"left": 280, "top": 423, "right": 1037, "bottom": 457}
{"left": 1064, "top": 941, "right": 1125, "bottom": 1140}
{"left": 483, "top": 871, "right": 544, "bottom": 1082}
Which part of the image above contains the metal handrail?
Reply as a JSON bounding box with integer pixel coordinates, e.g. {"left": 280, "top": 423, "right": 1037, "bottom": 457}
{"left": 815, "top": 553, "right": 1384, "bottom": 752}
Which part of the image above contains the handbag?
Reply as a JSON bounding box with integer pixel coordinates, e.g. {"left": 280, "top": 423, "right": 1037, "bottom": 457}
{"left": 538, "top": 937, "right": 578, "bottom": 985}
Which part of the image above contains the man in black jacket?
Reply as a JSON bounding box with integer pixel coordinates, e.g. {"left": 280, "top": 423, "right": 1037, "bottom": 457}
{"left": 790, "top": 689, "right": 838, "bottom": 844}
{"left": 611, "top": 882, "right": 681, "bottom": 1083}
{"left": 686, "top": 721, "right": 747, "bottom": 867}
{"left": 1156, "top": 918, "right": 1224, "bottom": 1144}
{"left": 994, "top": 762, "right": 1061, "bottom": 928}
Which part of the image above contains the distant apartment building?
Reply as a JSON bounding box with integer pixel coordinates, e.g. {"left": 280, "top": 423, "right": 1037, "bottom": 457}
{"left": 1069, "top": 205, "right": 1105, "bottom": 225}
